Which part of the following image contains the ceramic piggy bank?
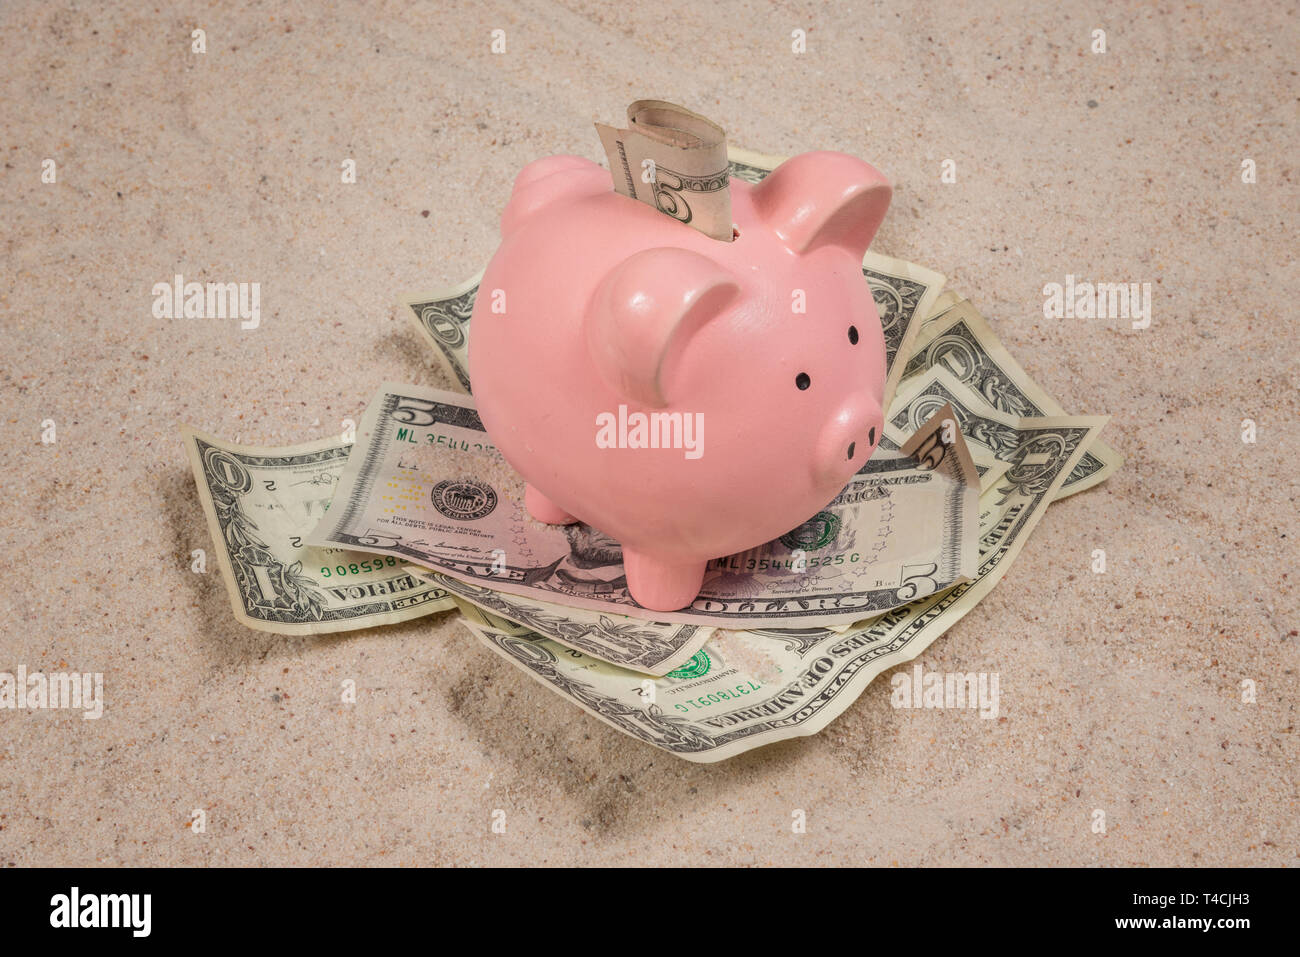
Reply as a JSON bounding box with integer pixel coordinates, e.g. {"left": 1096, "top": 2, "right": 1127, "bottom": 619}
{"left": 469, "top": 151, "right": 892, "bottom": 611}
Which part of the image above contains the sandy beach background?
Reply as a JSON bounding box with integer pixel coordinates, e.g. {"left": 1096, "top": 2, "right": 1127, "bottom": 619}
{"left": 1, "top": 0, "right": 1296, "bottom": 865}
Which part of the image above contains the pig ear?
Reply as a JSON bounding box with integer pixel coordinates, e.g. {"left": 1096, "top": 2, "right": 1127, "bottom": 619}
{"left": 751, "top": 151, "right": 892, "bottom": 258}
{"left": 585, "top": 248, "right": 740, "bottom": 408}
{"left": 501, "top": 156, "right": 609, "bottom": 235}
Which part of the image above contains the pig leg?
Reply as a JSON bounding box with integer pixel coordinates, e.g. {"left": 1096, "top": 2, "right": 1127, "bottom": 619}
{"left": 525, "top": 484, "right": 578, "bottom": 525}
{"left": 622, "top": 549, "right": 706, "bottom": 612}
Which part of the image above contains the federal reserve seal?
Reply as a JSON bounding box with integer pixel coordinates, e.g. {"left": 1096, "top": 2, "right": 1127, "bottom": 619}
{"left": 431, "top": 479, "right": 498, "bottom": 520}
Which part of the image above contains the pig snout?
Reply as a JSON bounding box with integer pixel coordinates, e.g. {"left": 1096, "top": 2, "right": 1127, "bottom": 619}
{"left": 812, "top": 395, "right": 882, "bottom": 486}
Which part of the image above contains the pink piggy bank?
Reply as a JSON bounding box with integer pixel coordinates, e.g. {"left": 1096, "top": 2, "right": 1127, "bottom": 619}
{"left": 469, "top": 151, "right": 892, "bottom": 611}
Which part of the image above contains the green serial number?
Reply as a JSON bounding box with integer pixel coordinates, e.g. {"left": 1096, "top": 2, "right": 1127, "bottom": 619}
{"left": 320, "top": 556, "right": 409, "bottom": 577}
{"left": 674, "top": 681, "right": 763, "bottom": 713}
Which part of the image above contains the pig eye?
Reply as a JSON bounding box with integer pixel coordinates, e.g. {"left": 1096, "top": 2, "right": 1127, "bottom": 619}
{"left": 847, "top": 442, "right": 856, "bottom": 460}
{"left": 795, "top": 372, "right": 811, "bottom": 391}
{"left": 848, "top": 325, "right": 859, "bottom": 345}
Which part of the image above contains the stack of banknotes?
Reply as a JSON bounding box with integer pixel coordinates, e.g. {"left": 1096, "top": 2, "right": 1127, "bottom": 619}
{"left": 182, "top": 147, "right": 1119, "bottom": 763}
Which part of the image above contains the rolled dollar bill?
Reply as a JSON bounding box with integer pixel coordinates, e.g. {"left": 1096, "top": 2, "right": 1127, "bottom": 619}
{"left": 596, "top": 100, "right": 733, "bottom": 241}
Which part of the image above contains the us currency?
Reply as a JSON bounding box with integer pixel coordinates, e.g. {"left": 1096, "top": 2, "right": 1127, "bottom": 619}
{"left": 928, "top": 289, "right": 963, "bottom": 316}
{"left": 418, "top": 404, "right": 973, "bottom": 671}
{"left": 898, "top": 299, "right": 1122, "bottom": 497}
{"left": 307, "top": 382, "right": 979, "bottom": 629}
{"left": 459, "top": 385, "right": 1108, "bottom": 761}
{"left": 892, "top": 366, "right": 1018, "bottom": 446}
{"left": 460, "top": 377, "right": 1107, "bottom": 759}
{"left": 596, "top": 100, "right": 733, "bottom": 241}
{"left": 403, "top": 147, "right": 946, "bottom": 402}
{"left": 867, "top": 251, "right": 947, "bottom": 415}
{"left": 819, "top": 441, "right": 998, "bottom": 632}
{"left": 971, "top": 449, "right": 1012, "bottom": 495}
{"left": 450, "top": 594, "right": 533, "bottom": 636}
{"left": 413, "top": 569, "right": 713, "bottom": 677}
{"left": 461, "top": 616, "right": 859, "bottom": 762}
{"left": 180, "top": 427, "right": 454, "bottom": 634}
{"left": 889, "top": 367, "right": 1114, "bottom": 511}
{"left": 402, "top": 270, "right": 480, "bottom": 394}
{"left": 821, "top": 417, "right": 1006, "bottom": 631}
{"left": 723, "top": 144, "right": 783, "bottom": 185}
{"left": 915, "top": 291, "right": 963, "bottom": 337}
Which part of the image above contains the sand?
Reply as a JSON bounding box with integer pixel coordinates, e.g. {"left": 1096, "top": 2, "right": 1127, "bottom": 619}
{"left": 0, "top": 0, "right": 1295, "bottom": 866}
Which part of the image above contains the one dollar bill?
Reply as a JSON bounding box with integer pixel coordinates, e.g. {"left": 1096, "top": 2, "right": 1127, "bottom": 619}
{"left": 181, "top": 427, "right": 454, "bottom": 634}
{"left": 900, "top": 298, "right": 1122, "bottom": 497}
{"left": 415, "top": 570, "right": 713, "bottom": 677}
